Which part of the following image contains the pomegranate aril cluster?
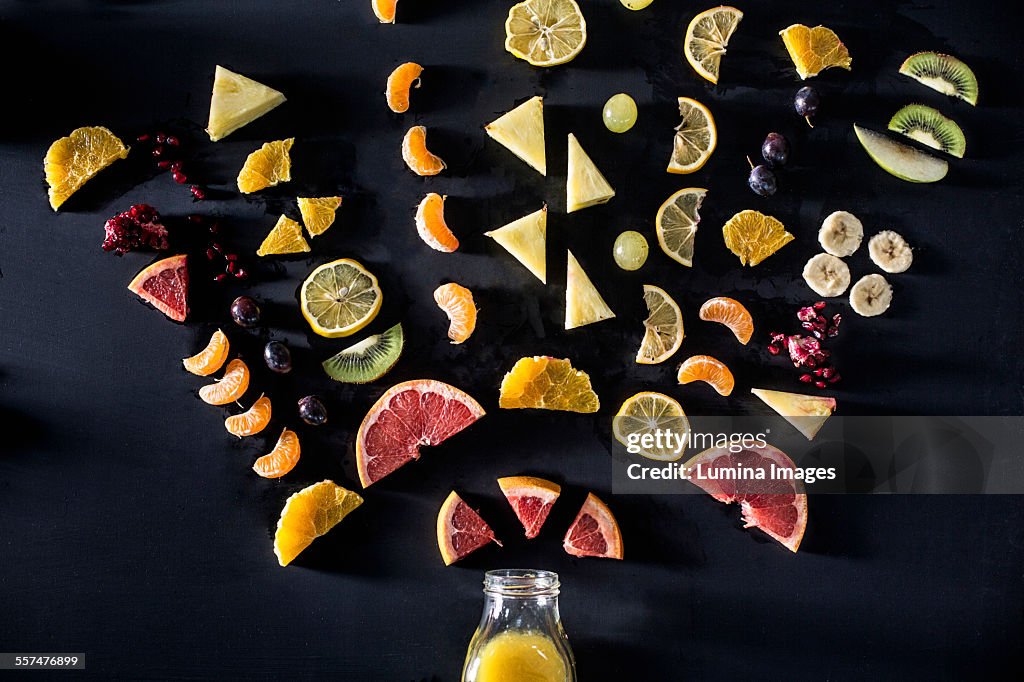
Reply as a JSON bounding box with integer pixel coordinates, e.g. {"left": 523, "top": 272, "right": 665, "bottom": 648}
{"left": 189, "top": 215, "right": 248, "bottom": 283}
{"left": 102, "top": 204, "right": 169, "bottom": 255}
{"left": 136, "top": 132, "right": 207, "bottom": 201}
{"left": 768, "top": 301, "right": 842, "bottom": 389}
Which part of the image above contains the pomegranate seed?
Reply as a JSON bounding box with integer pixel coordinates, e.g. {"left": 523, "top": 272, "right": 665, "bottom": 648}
{"left": 211, "top": 242, "right": 223, "bottom": 253}
{"left": 208, "top": 222, "right": 220, "bottom": 234}
{"left": 206, "top": 248, "right": 217, "bottom": 260}
{"left": 822, "top": 367, "right": 835, "bottom": 379}
{"left": 165, "top": 135, "right": 180, "bottom": 147}
{"left": 815, "top": 380, "right": 827, "bottom": 389}
{"left": 170, "top": 161, "right": 183, "bottom": 172}
{"left": 136, "top": 133, "right": 151, "bottom": 142}
{"left": 828, "top": 373, "right": 842, "bottom": 384}
{"left": 172, "top": 171, "right": 188, "bottom": 184}
{"left": 812, "top": 330, "right": 823, "bottom": 340}
{"left": 768, "top": 345, "right": 781, "bottom": 356}
{"left": 191, "top": 186, "right": 206, "bottom": 200}
{"left": 801, "top": 321, "right": 814, "bottom": 331}
{"left": 235, "top": 268, "right": 249, "bottom": 279}
{"left": 799, "top": 374, "right": 813, "bottom": 383}
{"left": 226, "top": 253, "right": 238, "bottom": 262}
{"left": 805, "top": 356, "right": 817, "bottom": 368}
{"left": 155, "top": 133, "right": 166, "bottom": 144}
{"left": 813, "top": 367, "right": 825, "bottom": 377}
{"left": 152, "top": 146, "right": 165, "bottom": 158}
{"left": 797, "top": 307, "right": 816, "bottom": 323}
{"left": 813, "top": 301, "right": 827, "bottom": 310}
{"left": 227, "top": 261, "right": 239, "bottom": 274}
{"left": 214, "top": 273, "right": 228, "bottom": 283}
{"left": 187, "top": 215, "right": 204, "bottom": 224}
{"left": 157, "top": 160, "right": 172, "bottom": 170}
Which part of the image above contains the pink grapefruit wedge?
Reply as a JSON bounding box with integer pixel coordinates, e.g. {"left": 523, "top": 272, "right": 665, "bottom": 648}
{"left": 684, "top": 444, "right": 808, "bottom": 552}
{"left": 127, "top": 254, "right": 189, "bottom": 322}
{"left": 436, "top": 491, "right": 500, "bottom": 565}
{"left": 355, "top": 380, "right": 485, "bottom": 487}
{"left": 497, "top": 475, "right": 561, "bottom": 539}
{"left": 563, "top": 493, "right": 623, "bottom": 560}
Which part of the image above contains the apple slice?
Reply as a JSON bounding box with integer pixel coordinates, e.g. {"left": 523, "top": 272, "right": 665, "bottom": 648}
{"left": 751, "top": 388, "right": 835, "bottom": 441}
{"left": 853, "top": 124, "right": 948, "bottom": 183}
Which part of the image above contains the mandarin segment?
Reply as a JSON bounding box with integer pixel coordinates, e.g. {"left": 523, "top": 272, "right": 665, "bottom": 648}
{"left": 402, "top": 126, "right": 446, "bottom": 176}
{"left": 237, "top": 138, "right": 294, "bottom": 194}
{"left": 372, "top": 0, "right": 398, "bottom": 23}
{"left": 183, "top": 329, "right": 230, "bottom": 376}
{"left": 699, "top": 297, "right": 754, "bottom": 345}
{"left": 199, "top": 358, "right": 250, "bottom": 405}
{"left": 434, "top": 283, "right": 477, "bottom": 344}
{"left": 225, "top": 395, "right": 272, "bottom": 437}
{"left": 415, "top": 193, "right": 459, "bottom": 252}
{"left": 253, "top": 428, "right": 301, "bottom": 479}
{"left": 385, "top": 62, "right": 423, "bottom": 113}
{"left": 274, "top": 480, "right": 363, "bottom": 566}
{"left": 499, "top": 356, "right": 600, "bottom": 414}
{"left": 45, "top": 126, "right": 130, "bottom": 210}
{"left": 677, "top": 355, "right": 734, "bottom": 396}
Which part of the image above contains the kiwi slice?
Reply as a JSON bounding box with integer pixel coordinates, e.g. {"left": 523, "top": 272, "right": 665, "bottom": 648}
{"left": 322, "top": 323, "right": 404, "bottom": 383}
{"left": 899, "top": 52, "right": 978, "bottom": 106}
{"left": 888, "top": 104, "right": 966, "bottom": 158}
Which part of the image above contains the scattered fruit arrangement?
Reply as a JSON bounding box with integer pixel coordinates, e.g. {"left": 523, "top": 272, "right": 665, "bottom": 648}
{"left": 41, "top": 1, "right": 977, "bottom": 567}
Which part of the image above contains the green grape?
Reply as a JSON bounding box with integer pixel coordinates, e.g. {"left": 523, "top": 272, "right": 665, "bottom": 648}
{"left": 614, "top": 231, "right": 649, "bottom": 271}
{"left": 620, "top": 0, "right": 654, "bottom": 9}
{"left": 603, "top": 93, "right": 638, "bottom": 133}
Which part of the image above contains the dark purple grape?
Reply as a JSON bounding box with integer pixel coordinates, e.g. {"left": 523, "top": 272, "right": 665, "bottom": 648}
{"left": 748, "top": 164, "right": 777, "bottom": 197}
{"left": 795, "top": 86, "right": 820, "bottom": 126}
{"left": 761, "top": 132, "right": 789, "bottom": 167}
{"left": 264, "top": 341, "right": 292, "bottom": 374}
{"left": 230, "top": 296, "right": 260, "bottom": 328}
{"left": 298, "top": 395, "right": 328, "bottom": 426}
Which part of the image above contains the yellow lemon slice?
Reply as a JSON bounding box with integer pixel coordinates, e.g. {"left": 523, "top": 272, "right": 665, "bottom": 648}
{"left": 684, "top": 6, "right": 743, "bottom": 84}
{"left": 655, "top": 187, "right": 707, "bottom": 267}
{"left": 613, "top": 391, "right": 690, "bottom": 462}
{"left": 300, "top": 259, "right": 382, "bottom": 338}
{"left": 505, "top": 0, "right": 587, "bottom": 67}
{"left": 667, "top": 98, "right": 716, "bottom": 174}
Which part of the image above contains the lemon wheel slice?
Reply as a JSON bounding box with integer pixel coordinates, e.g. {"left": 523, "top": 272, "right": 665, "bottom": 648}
{"left": 505, "top": 0, "right": 587, "bottom": 67}
{"left": 684, "top": 6, "right": 743, "bottom": 84}
{"left": 613, "top": 391, "right": 690, "bottom": 462}
{"left": 300, "top": 259, "right": 382, "bottom": 338}
{"left": 667, "top": 98, "right": 717, "bottom": 174}
{"left": 637, "top": 285, "right": 684, "bottom": 365}
{"left": 656, "top": 187, "right": 706, "bottom": 267}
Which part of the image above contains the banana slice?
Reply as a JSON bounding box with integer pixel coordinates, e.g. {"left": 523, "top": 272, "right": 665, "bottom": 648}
{"left": 849, "top": 274, "right": 892, "bottom": 317}
{"left": 818, "top": 211, "right": 863, "bottom": 257}
{"left": 802, "top": 253, "right": 851, "bottom": 297}
{"left": 868, "top": 230, "right": 913, "bottom": 273}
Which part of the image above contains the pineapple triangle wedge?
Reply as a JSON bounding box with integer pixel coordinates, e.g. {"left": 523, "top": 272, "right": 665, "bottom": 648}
{"left": 751, "top": 388, "right": 836, "bottom": 441}
{"left": 484, "top": 206, "right": 547, "bottom": 283}
{"left": 567, "top": 133, "right": 615, "bottom": 213}
{"left": 485, "top": 96, "right": 546, "bottom": 175}
{"left": 207, "top": 66, "right": 287, "bottom": 142}
{"left": 565, "top": 251, "right": 615, "bottom": 330}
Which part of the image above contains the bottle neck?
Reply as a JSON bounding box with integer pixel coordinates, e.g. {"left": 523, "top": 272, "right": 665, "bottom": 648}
{"left": 479, "top": 569, "right": 562, "bottom": 632}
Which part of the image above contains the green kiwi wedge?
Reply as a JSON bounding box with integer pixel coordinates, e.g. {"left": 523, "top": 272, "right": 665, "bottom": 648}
{"left": 323, "top": 323, "right": 404, "bottom": 383}
{"left": 888, "top": 104, "right": 966, "bottom": 158}
{"left": 899, "top": 52, "right": 978, "bottom": 106}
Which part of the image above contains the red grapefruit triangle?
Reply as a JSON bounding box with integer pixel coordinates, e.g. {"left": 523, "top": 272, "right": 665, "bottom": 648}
{"left": 436, "top": 491, "right": 500, "bottom": 565}
{"left": 497, "top": 475, "right": 561, "bottom": 539}
{"left": 563, "top": 493, "right": 623, "bottom": 559}
{"left": 355, "top": 380, "right": 485, "bottom": 487}
{"left": 127, "top": 254, "right": 189, "bottom": 322}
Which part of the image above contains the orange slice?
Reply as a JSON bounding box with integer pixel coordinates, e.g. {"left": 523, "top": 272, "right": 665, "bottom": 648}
{"left": 297, "top": 196, "right": 341, "bottom": 237}
{"left": 183, "top": 329, "right": 230, "bottom": 376}
{"left": 677, "top": 355, "right": 734, "bottom": 396}
{"left": 402, "top": 126, "right": 446, "bottom": 176}
{"left": 437, "top": 491, "right": 501, "bottom": 565}
{"left": 699, "top": 297, "right": 753, "bottom": 345}
{"left": 274, "top": 480, "right": 363, "bottom": 566}
{"left": 386, "top": 62, "right": 423, "bottom": 113}
{"left": 497, "top": 476, "right": 561, "bottom": 539}
{"left": 237, "top": 138, "right": 293, "bottom": 194}
{"left": 779, "top": 24, "right": 852, "bottom": 80}
{"left": 253, "top": 428, "right": 300, "bottom": 479}
{"left": 225, "top": 395, "right": 272, "bottom": 437}
{"left": 434, "top": 282, "right": 477, "bottom": 344}
{"left": 199, "top": 358, "right": 250, "bottom": 405}
{"left": 722, "top": 210, "right": 794, "bottom": 266}
{"left": 44, "top": 126, "right": 129, "bottom": 210}
{"left": 415, "top": 193, "right": 459, "bottom": 252}
{"left": 563, "top": 493, "right": 623, "bottom": 559}
{"left": 256, "top": 215, "right": 310, "bottom": 257}
{"left": 499, "top": 356, "right": 600, "bottom": 413}
{"left": 372, "top": 0, "right": 397, "bottom": 23}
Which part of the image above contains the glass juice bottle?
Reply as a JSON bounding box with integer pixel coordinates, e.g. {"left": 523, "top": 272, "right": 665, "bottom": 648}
{"left": 462, "top": 569, "right": 576, "bottom": 682}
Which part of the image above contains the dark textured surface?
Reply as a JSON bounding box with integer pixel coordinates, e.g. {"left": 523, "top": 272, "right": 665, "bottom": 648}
{"left": 1, "top": 0, "right": 1023, "bottom": 679}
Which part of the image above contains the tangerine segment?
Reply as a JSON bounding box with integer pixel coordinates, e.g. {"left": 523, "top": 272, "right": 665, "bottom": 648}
{"left": 699, "top": 297, "right": 754, "bottom": 345}
{"left": 497, "top": 476, "right": 561, "bottom": 539}
{"left": 297, "top": 196, "right": 342, "bottom": 237}
{"left": 677, "top": 355, "right": 734, "bottom": 396}
{"left": 253, "top": 428, "right": 301, "bottom": 479}
{"left": 683, "top": 444, "right": 807, "bottom": 552}
{"left": 199, "top": 358, "right": 250, "bottom": 405}
{"left": 225, "top": 395, "right": 272, "bottom": 437}
{"left": 183, "top": 329, "right": 230, "bottom": 376}
{"left": 45, "top": 126, "right": 130, "bottom": 210}
{"left": 237, "top": 138, "right": 294, "bottom": 194}
{"left": 402, "top": 126, "right": 446, "bottom": 176}
{"left": 372, "top": 0, "right": 397, "bottom": 23}
{"left": 722, "top": 210, "right": 794, "bottom": 266}
{"left": 386, "top": 62, "right": 423, "bottom": 113}
{"left": 415, "top": 193, "right": 459, "bottom": 252}
{"left": 437, "top": 491, "right": 501, "bottom": 566}
{"left": 563, "top": 493, "right": 623, "bottom": 559}
{"left": 434, "top": 283, "right": 477, "bottom": 344}
{"left": 274, "top": 480, "right": 363, "bottom": 566}
{"left": 356, "top": 380, "right": 486, "bottom": 487}
{"left": 499, "top": 356, "right": 600, "bottom": 414}
{"left": 779, "top": 24, "right": 852, "bottom": 80}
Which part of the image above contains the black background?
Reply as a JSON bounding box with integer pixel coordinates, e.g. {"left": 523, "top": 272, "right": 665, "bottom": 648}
{"left": 2, "top": 0, "right": 1023, "bottom": 679}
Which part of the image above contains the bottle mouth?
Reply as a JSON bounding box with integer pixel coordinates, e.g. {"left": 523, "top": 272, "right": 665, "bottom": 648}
{"left": 484, "top": 569, "right": 560, "bottom": 597}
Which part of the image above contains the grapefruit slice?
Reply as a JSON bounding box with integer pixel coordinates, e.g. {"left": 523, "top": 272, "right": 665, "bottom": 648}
{"left": 436, "top": 491, "right": 501, "bottom": 565}
{"left": 751, "top": 388, "right": 836, "bottom": 441}
{"left": 497, "top": 476, "right": 561, "bottom": 539}
{"left": 127, "top": 254, "right": 189, "bottom": 322}
{"left": 356, "top": 380, "right": 485, "bottom": 487}
{"left": 563, "top": 493, "right": 623, "bottom": 559}
{"left": 684, "top": 444, "right": 808, "bottom": 552}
